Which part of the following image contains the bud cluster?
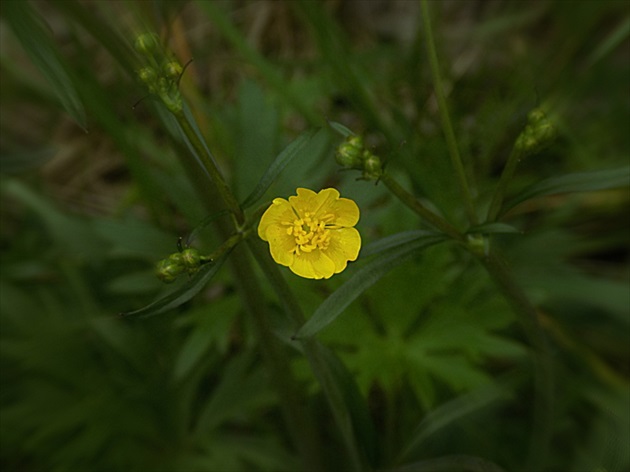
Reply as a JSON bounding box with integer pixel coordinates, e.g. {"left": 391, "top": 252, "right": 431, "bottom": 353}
{"left": 514, "top": 108, "right": 556, "bottom": 156}
{"left": 134, "top": 33, "right": 184, "bottom": 113}
{"left": 335, "top": 135, "right": 383, "bottom": 181}
{"left": 155, "top": 248, "right": 205, "bottom": 283}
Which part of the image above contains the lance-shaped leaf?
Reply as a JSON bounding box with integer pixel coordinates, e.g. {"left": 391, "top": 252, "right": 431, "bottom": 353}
{"left": 4, "top": 1, "right": 87, "bottom": 129}
{"left": 503, "top": 166, "right": 630, "bottom": 215}
{"left": 294, "top": 232, "right": 447, "bottom": 339}
{"left": 120, "top": 252, "right": 231, "bottom": 319}
{"left": 466, "top": 222, "right": 521, "bottom": 235}
{"left": 240, "top": 128, "right": 323, "bottom": 209}
{"left": 328, "top": 120, "right": 355, "bottom": 138}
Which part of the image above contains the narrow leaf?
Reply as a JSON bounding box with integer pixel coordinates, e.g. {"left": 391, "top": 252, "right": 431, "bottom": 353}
{"left": 120, "top": 252, "right": 231, "bottom": 319}
{"left": 397, "top": 380, "right": 512, "bottom": 463}
{"left": 466, "top": 222, "right": 521, "bottom": 235}
{"left": 503, "top": 166, "right": 630, "bottom": 214}
{"left": 4, "top": 1, "right": 87, "bottom": 129}
{"left": 240, "top": 128, "right": 321, "bottom": 209}
{"left": 328, "top": 120, "right": 355, "bottom": 137}
{"left": 361, "top": 230, "right": 440, "bottom": 258}
{"left": 294, "top": 233, "right": 446, "bottom": 338}
{"left": 383, "top": 455, "right": 505, "bottom": 472}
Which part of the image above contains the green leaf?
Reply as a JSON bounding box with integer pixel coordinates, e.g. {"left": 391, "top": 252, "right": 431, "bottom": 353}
{"left": 397, "top": 380, "right": 513, "bottom": 463}
{"left": 466, "top": 222, "right": 522, "bottom": 235}
{"left": 315, "top": 346, "right": 377, "bottom": 466}
{"left": 383, "top": 455, "right": 505, "bottom": 472}
{"left": 328, "top": 120, "right": 355, "bottom": 137}
{"left": 4, "top": 1, "right": 87, "bottom": 129}
{"left": 240, "top": 128, "right": 321, "bottom": 209}
{"left": 503, "top": 166, "right": 630, "bottom": 214}
{"left": 120, "top": 252, "right": 231, "bottom": 319}
{"left": 294, "top": 233, "right": 447, "bottom": 338}
{"left": 362, "top": 230, "right": 440, "bottom": 257}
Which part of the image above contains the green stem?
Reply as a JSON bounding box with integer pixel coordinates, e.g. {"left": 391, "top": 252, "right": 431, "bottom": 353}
{"left": 247, "top": 238, "right": 369, "bottom": 472}
{"left": 228, "top": 244, "right": 325, "bottom": 470}
{"left": 173, "top": 109, "right": 245, "bottom": 225}
{"left": 478, "top": 251, "right": 554, "bottom": 470}
{"left": 380, "top": 173, "right": 464, "bottom": 241}
{"left": 168, "top": 107, "right": 322, "bottom": 470}
{"left": 420, "top": 0, "right": 477, "bottom": 225}
{"left": 486, "top": 146, "right": 523, "bottom": 222}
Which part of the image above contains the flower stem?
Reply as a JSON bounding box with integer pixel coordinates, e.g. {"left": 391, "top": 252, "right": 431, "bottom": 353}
{"left": 173, "top": 109, "right": 245, "bottom": 225}
{"left": 380, "top": 173, "right": 464, "bottom": 241}
{"left": 166, "top": 106, "right": 322, "bottom": 470}
{"left": 247, "top": 237, "right": 370, "bottom": 472}
{"left": 420, "top": 0, "right": 478, "bottom": 225}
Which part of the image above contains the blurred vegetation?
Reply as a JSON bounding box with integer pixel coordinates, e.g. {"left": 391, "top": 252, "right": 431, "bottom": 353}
{"left": 1, "top": 1, "right": 628, "bottom": 471}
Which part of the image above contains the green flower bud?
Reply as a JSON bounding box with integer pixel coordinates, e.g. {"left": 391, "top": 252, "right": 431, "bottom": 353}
{"left": 362, "top": 150, "right": 383, "bottom": 181}
{"left": 134, "top": 33, "right": 160, "bottom": 55}
{"left": 138, "top": 67, "right": 157, "bottom": 86}
{"left": 181, "top": 248, "right": 201, "bottom": 270}
{"left": 156, "top": 257, "right": 184, "bottom": 283}
{"left": 515, "top": 108, "right": 556, "bottom": 156}
{"left": 335, "top": 135, "right": 364, "bottom": 168}
{"left": 163, "top": 61, "right": 183, "bottom": 80}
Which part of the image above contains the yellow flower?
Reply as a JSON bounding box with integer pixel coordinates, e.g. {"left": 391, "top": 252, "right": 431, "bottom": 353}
{"left": 258, "top": 188, "right": 361, "bottom": 279}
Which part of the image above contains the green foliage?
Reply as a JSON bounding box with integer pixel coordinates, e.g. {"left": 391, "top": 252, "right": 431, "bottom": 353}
{"left": 1, "top": 1, "right": 628, "bottom": 471}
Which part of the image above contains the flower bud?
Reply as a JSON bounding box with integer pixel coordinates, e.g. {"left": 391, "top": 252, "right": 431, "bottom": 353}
{"left": 155, "top": 257, "right": 184, "bottom": 283}
{"left": 181, "top": 248, "right": 201, "bottom": 270}
{"left": 134, "top": 33, "right": 160, "bottom": 55}
{"left": 163, "top": 61, "right": 183, "bottom": 80}
{"left": 515, "top": 108, "right": 556, "bottom": 156}
{"left": 362, "top": 150, "right": 383, "bottom": 181}
{"left": 138, "top": 67, "right": 157, "bottom": 86}
{"left": 335, "top": 135, "right": 364, "bottom": 168}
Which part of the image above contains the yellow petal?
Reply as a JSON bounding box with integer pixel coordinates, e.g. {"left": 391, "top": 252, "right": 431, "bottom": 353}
{"left": 258, "top": 198, "right": 295, "bottom": 241}
{"left": 326, "top": 227, "right": 361, "bottom": 273}
{"left": 290, "top": 249, "right": 336, "bottom": 279}
{"left": 265, "top": 225, "right": 296, "bottom": 267}
{"left": 290, "top": 188, "right": 340, "bottom": 218}
{"left": 329, "top": 197, "right": 360, "bottom": 227}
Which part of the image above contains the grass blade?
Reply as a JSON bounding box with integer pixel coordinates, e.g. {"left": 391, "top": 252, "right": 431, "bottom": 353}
{"left": 294, "top": 233, "right": 447, "bottom": 339}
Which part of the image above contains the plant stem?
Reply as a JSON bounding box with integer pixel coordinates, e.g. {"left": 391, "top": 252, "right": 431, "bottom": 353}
{"left": 173, "top": 109, "right": 245, "bottom": 225}
{"left": 478, "top": 251, "right": 554, "bottom": 470}
{"left": 170, "top": 108, "right": 322, "bottom": 470}
{"left": 380, "top": 173, "right": 464, "bottom": 241}
{"left": 247, "top": 237, "right": 370, "bottom": 472}
{"left": 420, "top": 0, "right": 478, "bottom": 225}
{"left": 486, "top": 146, "right": 523, "bottom": 222}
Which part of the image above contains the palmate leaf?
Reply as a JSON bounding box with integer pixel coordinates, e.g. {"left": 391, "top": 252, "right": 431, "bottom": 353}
{"left": 120, "top": 252, "right": 231, "bottom": 319}
{"left": 240, "top": 128, "right": 324, "bottom": 209}
{"left": 294, "top": 232, "right": 447, "bottom": 339}
{"left": 4, "top": 1, "right": 87, "bottom": 129}
{"left": 502, "top": 166, "right": 630, "bottom": 215}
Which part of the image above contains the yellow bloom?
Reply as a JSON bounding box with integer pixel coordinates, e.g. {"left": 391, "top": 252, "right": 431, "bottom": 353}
{"left": 258, "top": 188, "right": 361, "bottom": 279}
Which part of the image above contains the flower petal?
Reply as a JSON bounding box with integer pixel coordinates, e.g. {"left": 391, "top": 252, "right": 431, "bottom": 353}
{"left": 290, "top": 188, "right": 340, "bottom": 218}
{"left": 329, "top": 197, "right": 360, "bottom": 227}
{"left": 265, "top": 225, "right": 296, "bottom": 267}
{"left": 290, "top": 250, "right": 336, "bottom": 279}
{"left": 258, "top": 197, "right": 295, "bottom": 241}
{"left": 326, "top": 227, "right": 361, "bottom": 273}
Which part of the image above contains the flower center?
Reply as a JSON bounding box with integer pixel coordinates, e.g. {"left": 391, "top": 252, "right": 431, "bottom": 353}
{"left": 283, "top": 211, "right": 335, "bottom": 255}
